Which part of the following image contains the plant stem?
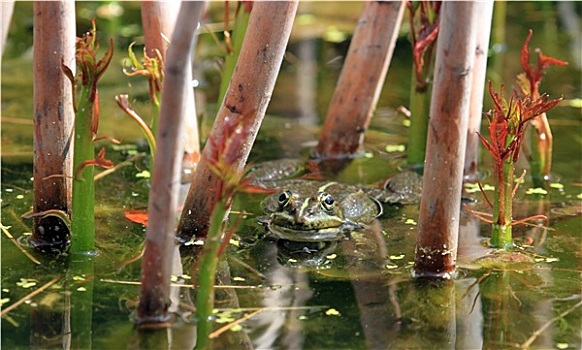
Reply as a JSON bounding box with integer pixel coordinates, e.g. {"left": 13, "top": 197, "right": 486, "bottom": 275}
{"left": 71, "top": 87, "right": 96, "bottom": 254}
{"left": 136, "top": 0, "right": 205, "bottom": 326}
{"left": 414, "top": 1, "right": 481, "bottom": 279}
{"left": 30, "top": 0, "right": 75, "bottom": 251}
{"left": 407, "top": 68, "right": 430, "bottom": 166}
{"left": 491, "top": 160, "right": 514, "bottom": 249}
{"left": 490, "top": 0, "right": 506, "bottom": 86}
{"left": 70, "top": 254, "right": 94, "bottom": 349}
{"left": 529, "top": 112, "right": 553, "bottom": 187}
{"left": 150, "top": 97, "right": 161, "bottom": 139}
{"left": 177, "top": 1, "right": 298, "bottom": 243}
{"left": 195, "top": 199, "right": 227, "bottom": 350}
{"left": 217, "top": 4, "right": 251, "bottom": 106}
{"left": 314, "top": 1, "right": 405, "bottom": 159}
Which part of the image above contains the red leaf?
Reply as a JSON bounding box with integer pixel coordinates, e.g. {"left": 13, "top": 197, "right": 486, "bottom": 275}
{"left": 125, "top": 210, "right": 148, "bottom": 226}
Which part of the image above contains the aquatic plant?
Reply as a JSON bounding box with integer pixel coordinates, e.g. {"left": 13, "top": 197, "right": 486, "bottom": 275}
{"left": 177, "top": 1, "right": 298, "bottom": 243}
{"left": 135, "top": 1, "right": 205, "bottom": 327}
{"left": 195, "top": 111, "right": 273, "bottom": 349}
{"left": 122, "top": 42, "right": 163, "bottom": 139}
{"left": 414, "top": 1, "right": 483, "bottom": 279}
{"left": 115, "top": 43, "right": 163, "bottom": 172}
{"left": 217, "top": 1, "right": 252, "bottom": 105}
{"left": 62, "top": 20, "right": 114, "bottom": 254}
{"left": 139, "top": 0, "right": 201, "bottom": 175}
{"left": 406, "top": 0, "right": 440, "bottom": 166}
{"left": 467, "top": 31, "right": 566, "bottom": 249}
{"left": 518, "top": 30, "right": 567, "bottom": 187}
{"left": 29, "top": 1, "right": 75, "bottom": 251}
{"left": 473, "top": 81, "right": 561, "bottom": 249}
{"left": 313, "top": 1, "right": 404, "bottom": 162}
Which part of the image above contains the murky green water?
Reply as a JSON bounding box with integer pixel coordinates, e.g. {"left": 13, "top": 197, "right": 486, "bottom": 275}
{"left": 2, "top": 2, "right": 581, "bottom": 349}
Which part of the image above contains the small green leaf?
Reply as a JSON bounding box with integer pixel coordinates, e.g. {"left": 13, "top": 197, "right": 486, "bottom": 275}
{"left": 385, "top": 144, "right": 406, "bottom": 153}
{"left": 405, "top": 218, "right": 417, "bottom": 225}
{"left": 136, "top": 170, "right": 151, "bottom": 179}
{"left": 230, "top": 324, "right": 243, "bottom": 332}
{"left": 325, "top": 308, "right": 341, "bottom": 316}
{"left": 526, "top": 187, "right": 548, "bottom": 195}
{"left": 323, "top": 26, "right": 347, "bottom": 43}
{"left": 16, "top": 278, "right": 38, "bottom": 289}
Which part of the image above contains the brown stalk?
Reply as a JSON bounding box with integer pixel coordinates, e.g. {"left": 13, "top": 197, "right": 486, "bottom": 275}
{"left": 314, "top": 1, "right": 405, "bottom": 160}
{"left": 136, "top": 1, "right": 206, "bottom": 326}
{"left": 414, "top": 1, "right": 483, "bottom": 279}
{"left": 463, "top": 1, "right": 494, "bottom": 180}
{"left": 177, "top": 1, "right": 299, "bottom": 243}
{"left": 30, "top": 1, "right": 75, "bottom": 251}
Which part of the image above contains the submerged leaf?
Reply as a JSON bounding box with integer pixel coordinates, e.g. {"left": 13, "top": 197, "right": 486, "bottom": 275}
{"left": 124, "top": 210, "right": 148, "bottom": 226}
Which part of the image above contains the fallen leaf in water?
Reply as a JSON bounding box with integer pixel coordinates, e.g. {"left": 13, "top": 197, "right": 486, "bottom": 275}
{"left": 124, "top": 210, "right": 148, "bottom": 226}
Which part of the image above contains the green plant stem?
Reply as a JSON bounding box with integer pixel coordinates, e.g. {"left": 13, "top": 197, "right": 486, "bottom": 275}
{"left": 150, "top": 95, "right": 161, "bottom": 139}
{"left": 70, "top": 254, "right": 94, "bottom": 349}
{"left": 529, "top": 130, "right": 544, "bottom": 186}
{"left": 491, "top": 0, "right": 506, "bottom": 86}
{"left": 195, "top": 199, "right": 227, "bottom": 349}
{"left": 407, "top": 69, "right": 431, "bottom": 166}
{"left": 491, "top": 160, "right": 514, "bottom": 249}
{"left": 217, "top": 7, "right": 251, "bottom": 105}
{"left": 71, "top": 87, "right": 96, "bottom": 254}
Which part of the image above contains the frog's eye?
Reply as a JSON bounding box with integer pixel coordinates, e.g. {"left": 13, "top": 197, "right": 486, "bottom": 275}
{"left": 319, "top": 192, "right": 335, "bottom": 211}
{"left": 278, "top": 190, "right": 292, "bottom": 206}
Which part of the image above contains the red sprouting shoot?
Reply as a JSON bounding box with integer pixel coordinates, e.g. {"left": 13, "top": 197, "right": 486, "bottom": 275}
{"left": 519, "top": 29, "right": 568, "bottom": 98}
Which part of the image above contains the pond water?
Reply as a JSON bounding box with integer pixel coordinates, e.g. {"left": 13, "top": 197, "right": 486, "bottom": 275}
{"left": 2, "top": 2, "right": 581, "bottom": 349}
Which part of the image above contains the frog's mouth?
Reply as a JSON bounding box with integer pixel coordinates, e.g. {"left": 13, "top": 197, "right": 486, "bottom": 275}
{"left": 265, "top": 221, "right": 363, "bottom": 242}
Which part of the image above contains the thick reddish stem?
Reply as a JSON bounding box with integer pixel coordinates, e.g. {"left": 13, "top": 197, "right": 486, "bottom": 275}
{"left": 414, "top": 1, "right": 482, "bottom": 279}
{"left": 30, "top": 1, "right": 75, "bottom": 251}
{"left": 313, "top": 1, "right": 405, "bottom": 159}
{"left": 177, "top": 1, "right": 299, "bottom": 243}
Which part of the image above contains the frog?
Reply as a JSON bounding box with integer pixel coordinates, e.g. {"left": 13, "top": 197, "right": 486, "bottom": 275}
{"left": 250, "top": 159, "right": 422, "bottom": 242}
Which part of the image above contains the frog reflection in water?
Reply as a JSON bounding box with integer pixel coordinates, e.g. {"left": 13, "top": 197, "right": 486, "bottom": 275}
{"left": 251, "top": 160, "right": 422, "bottom": 242}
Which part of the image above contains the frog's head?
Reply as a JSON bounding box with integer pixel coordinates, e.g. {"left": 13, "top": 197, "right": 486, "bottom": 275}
{"left": 261, "top": 188, "right": 361, "bottom": 242}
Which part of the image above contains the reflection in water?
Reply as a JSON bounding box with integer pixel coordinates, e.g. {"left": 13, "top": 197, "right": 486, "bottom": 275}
{"left": 247, "top": 240, "right": 313, "bottom": 349}
{"left": 295, "top": 37, "right": 319, "bottom": 127}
